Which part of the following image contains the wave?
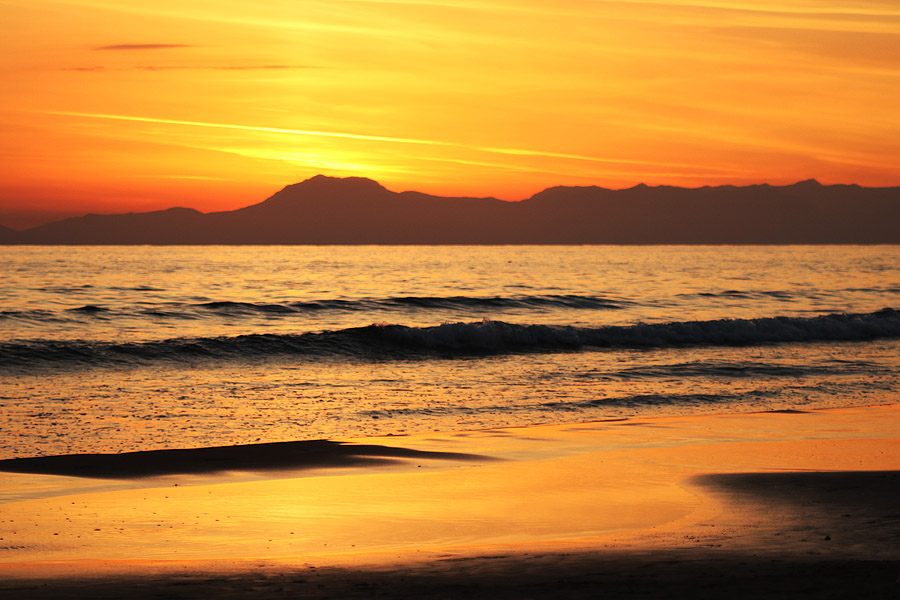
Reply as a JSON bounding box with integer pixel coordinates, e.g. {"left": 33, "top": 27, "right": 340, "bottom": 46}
{"left": 683, "top": 286, "right": 900, "bottom": 301}
{"left": 0, "top": 309, "right": 67, "bottom": 322}
{"left": 593, "top": 359, "right": 888, "bottom": 380}
{"left": 692, "top": 290, "right": 797, "bottom": 299}
{"left": 68, "top": 305, "right": 110, "bottom": 313}
{"left": 545, "top": 390, "right": 782, "bottom": 410}
{"left": 195, "top": 294, "right": 632, "bottom": 313}
{"left": 1, "top": 308, "right": 898, "bottom": 371}
{"left": 0, "top": 294, "right": 631, "bottom": 324}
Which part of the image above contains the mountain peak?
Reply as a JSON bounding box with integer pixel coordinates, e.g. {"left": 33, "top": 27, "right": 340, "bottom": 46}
{"left": 791, "top": 178, "right": 822, "bottom": 188}
{"left": 249, "top": 175, "right": 393, "bottom": 211}
{"left": 292, "top": 174, "right": 388, "bottom": 193}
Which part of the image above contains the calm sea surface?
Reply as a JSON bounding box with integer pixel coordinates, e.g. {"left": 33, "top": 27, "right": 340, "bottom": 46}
{"left": 2, "top": 245, "right": 899, "bottom": 458}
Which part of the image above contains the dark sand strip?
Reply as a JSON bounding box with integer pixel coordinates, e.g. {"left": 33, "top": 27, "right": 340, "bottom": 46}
{"left": 687, "top": 470, "right": 900, "bottom": 560}
{"left": 0, "top": 440, "right": 494, "bottom": 479}
{"left": 1, "top": 556, "right": 898, "bottom": 599}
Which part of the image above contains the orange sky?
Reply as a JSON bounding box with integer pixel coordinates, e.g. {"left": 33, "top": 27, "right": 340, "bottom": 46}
{"left": 1, "top": 0, "right": 899, "bottom": 228}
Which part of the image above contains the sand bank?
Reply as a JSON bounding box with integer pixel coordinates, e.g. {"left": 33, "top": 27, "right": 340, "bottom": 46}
{"left": 1, "top": 404, "right": 898, "bottom": 598}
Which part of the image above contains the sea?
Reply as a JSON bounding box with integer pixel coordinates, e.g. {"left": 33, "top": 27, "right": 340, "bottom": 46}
{"left": 2, "top": 245, "right": 899, "bottom": 460}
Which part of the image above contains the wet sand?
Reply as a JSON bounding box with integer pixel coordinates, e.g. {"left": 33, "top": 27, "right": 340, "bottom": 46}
{"left": 1, "top": 404, "right": 898, "bottom": 598}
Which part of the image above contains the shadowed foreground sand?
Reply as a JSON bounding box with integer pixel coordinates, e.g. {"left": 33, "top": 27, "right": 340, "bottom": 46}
{"left": 1, "top": 405, "right": 898, "bottom": 598}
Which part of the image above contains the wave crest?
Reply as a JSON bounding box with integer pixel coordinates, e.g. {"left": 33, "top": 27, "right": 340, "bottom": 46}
{"left": 1, "top": 308, "right": 898, "bottom": 371}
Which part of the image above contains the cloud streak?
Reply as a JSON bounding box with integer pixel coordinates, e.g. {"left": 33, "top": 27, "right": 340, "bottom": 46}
{"left": 62, "top": 65, "right": 312, "bottom": 72}
{"left": 49, "top": 111, "right": 452, "bottom": 147}
{"left": 93, "top": 43, "right": 192, "bottom": 51}
{"left": 48, "top": 110, "right": 734, "bottom": 172}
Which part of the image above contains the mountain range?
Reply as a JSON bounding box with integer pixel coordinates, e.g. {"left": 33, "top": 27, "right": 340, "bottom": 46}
{"left": 2, "top": 175, "right": 898, "bottom": 244}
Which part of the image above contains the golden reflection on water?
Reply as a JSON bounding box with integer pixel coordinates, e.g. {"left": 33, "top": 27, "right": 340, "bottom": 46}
{"left": 4, "top": 338, "right": 898, "bottom": 459}
{"left": 2, "top": 245, "right": 900, "bottom": 459}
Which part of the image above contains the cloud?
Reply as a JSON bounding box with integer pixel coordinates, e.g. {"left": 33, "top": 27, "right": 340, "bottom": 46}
{"left": 48, "top": 111, "right": 448, "bottom": 146}
{"left": 61, "top": 65, "right": 313, "bottom": 72}
{"left": 47, "top": 110, "right": 734, "bottom": 172}
{"left": 92, "top": 44, "right": 192, "bottom": 51}
{"left": 135, "top": 65, "right": 310, "bottom": 71}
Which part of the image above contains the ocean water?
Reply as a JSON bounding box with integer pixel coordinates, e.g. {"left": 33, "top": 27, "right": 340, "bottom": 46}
{"left": 1, "top": 245, "right": 899, "bottom": 459}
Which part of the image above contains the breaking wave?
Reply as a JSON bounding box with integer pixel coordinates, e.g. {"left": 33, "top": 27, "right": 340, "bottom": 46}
{"left": 1, "top": 308, "right": 898, "bottom": 371}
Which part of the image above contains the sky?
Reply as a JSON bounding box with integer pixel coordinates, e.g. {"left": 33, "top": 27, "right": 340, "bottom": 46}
{"left": 1, "top": 0, "right": 899, "bottom": 228}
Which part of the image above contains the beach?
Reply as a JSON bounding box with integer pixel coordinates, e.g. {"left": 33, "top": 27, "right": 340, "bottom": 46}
{"left": 2, "top": 403, "right": 898, "bottom": 598}
{"left": 2, "top": 246, "right": 900, "bottom": 597}
{"left": 3, "top": 0, "right": 900, "bottom": 589}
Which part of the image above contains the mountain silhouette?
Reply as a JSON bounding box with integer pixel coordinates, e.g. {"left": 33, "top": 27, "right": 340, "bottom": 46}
{"left": 3, "top": 175, "right": 899, "bottom": 244}
{"left": 0, "top": 224, "right": 21, "bottom": 244}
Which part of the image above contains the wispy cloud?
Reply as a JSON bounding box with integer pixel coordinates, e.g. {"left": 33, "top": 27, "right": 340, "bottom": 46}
{"left": 585, "top": 0, "right": 900, "bottom": 19}
{"left": 47, "top": 110, "right": 736, "bottom": 172}
{"left": 61, "top": 65, "right": 312, "bottom": 72}
{"left": 48, "top": 111, "right": 451, "bottom": 147}
{"left": 136, "top": 64, "right": 307, "bottom": 71}
{"left": 130, "top": 174, "right": 232, "bottom": 181}
{"left": 92, "top": 43, "right": 192, "bottom": 51}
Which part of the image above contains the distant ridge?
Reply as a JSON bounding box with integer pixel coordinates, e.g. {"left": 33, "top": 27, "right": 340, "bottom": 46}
{"left": 2, "top": 175, "right": 898, "bottom": 244}
{"left": 0, "top": 224, "right": 21, "bottom": 244}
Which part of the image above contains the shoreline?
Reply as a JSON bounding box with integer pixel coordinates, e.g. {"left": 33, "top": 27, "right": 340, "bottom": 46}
{"left": 1, "top": 403, "right": 899, "bottom": 597}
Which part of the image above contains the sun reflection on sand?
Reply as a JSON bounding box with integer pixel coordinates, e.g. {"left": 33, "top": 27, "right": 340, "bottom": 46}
{"left": 0, "top": 404, "right": 897, "bottom": 574}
